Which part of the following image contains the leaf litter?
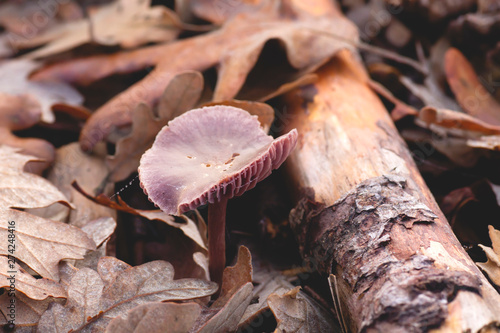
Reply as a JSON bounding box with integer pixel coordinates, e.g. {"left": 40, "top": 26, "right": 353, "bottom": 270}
{"left": 0, "top": 0, "right": 499, "bottom": 331}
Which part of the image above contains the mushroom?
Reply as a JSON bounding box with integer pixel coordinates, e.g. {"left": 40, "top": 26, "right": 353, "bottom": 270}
{"left": 138, "top": 105, "right": 298, "bottom": 287}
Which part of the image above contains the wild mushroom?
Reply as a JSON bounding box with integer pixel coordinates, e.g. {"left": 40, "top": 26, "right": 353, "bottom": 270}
{"left": 138, "top": 105, "right": 298, "bottom": 287}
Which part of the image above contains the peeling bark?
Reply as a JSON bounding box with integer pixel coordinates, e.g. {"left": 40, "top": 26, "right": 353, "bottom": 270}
{"left": 291, "top": 175, "right": 482, "bottom": 332}
{"left": 282, "top": 47, "right": 500, "bottom": 332}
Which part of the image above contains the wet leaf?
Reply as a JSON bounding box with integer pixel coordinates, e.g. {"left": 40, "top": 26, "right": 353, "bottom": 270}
{"left": 105, "top": 302, "right": 202, "bottom": 333}
{"left": 268, "top": 286, "right": 338, "bottom": 333}
{"left": 38, "top": 257, "right": 218, "bottom": 332}
{"left": 0, "top": 209, "right": 95, "bottom": 280}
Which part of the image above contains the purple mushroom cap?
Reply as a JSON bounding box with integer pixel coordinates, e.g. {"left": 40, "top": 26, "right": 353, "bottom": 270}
{"left": 139, "top": 105, "right": 298, "bottom": 215}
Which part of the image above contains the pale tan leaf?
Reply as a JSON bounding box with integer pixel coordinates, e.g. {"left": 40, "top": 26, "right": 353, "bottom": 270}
{"left": 106, "top": 71, "right": 203, "bottom": 182}
{"left": 37, "top": 268, "right": 104, "bottom": 333}
{"left": 39, "top": 143, "right": 116, "bottom": 228}
{"left": 202, "top": 100, "right": 275, "bottom": 133}
{"left": 0, "top": 60, "right": 83, "bottom": 123}
{"left": 196, "top": 282, "right": 254, "bottom": 333}
{"left": 81, "top": 217, "right": 117, "bottom": 248}
{"left": 238, "top": 272, "right": 292, "bottom": 328}
{"left": 21, "top": 0, "right": 180, "bottom": 59}
{"left": 38, "top": 257, "right": 218, "bottom": 332}
{"left": 75, "top": 217, "right": 117, "bottom": 270}
{"left": 477, "top": 226, "right": 500, "bottom": 287}
{"left": 268, "top": 286, "right": 339, "bottom": 333}
{"left": 0, "top": 292, "right": 58, "bottom": 329}
{"left": 105, "top": 302, "right": 202, "bottom": 333}
{"left": 0, "top": 209, "right": 95, "bottom": 280}
{"left": 97, "top": 256, "right": 132, "bottom": 286}
{"left": 90, "top": 0, "right": 181, "bottom": 48}
{"left": 0, "top": 256, "right": 66, "bottom": 300}
{"left": 467, "top": 135, "right": 500, "bottom": 151}
{"left": 0, "top": 146, "right": 72, "bottom": 209}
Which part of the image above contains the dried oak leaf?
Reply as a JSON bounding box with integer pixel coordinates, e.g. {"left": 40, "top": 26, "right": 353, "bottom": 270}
{"left": 0, "top": 59, "right": 82, "bottom": 123}
{"left": 268, "top": 286, "right": 338, "bottom": 333}
{"left": 31, "top": 142, "right": 116, "bottom": 227}
{"left": 202, "top": 100, "right": 275, "bottom": 133}
{"left": 0, "top": 292, "right": 60, "bottom": 330}
{"left": 195, "top": 283, "right": 254, "bottom": 333}
{"left": 477, "top": 226, "right": 500, "bottom": 287}
{"left": 0, "top": 209, "right": 95, "bottom": 281}
{"left": 33, "top": 1, "right": 357, "bottom": 151}
{"left": 105, "top": 302, "right": 202, "bottom": 333}
{"left": 0, "top": 146, "right": 71, "bottom": 209}
{"left": 445, "top": 47, "right": 500, "bottom": 126}
{"left": 73, "top": 181, "right": 207, "bottom": 250}
{"left": 0, "top": 92, "right": 54, "bottom": 174}
{"left": 19, "top": 0, "right": 181, "bottom": 59}
{"left": 0, "top": 256, "right": 65, "bottom": 300}
{"left": 38, "top": 257, "right": 218, "bottom": 332}
{"left": 106, "top": 71, "right": 203, "bottom": 182}
{"left": 75, "top": 217, "right": 117, "bottom": 271}
{"left": 191, "top": 246, "right": 254, "bottom": 332}
{"left": 417, "top": 107, "right": 500, "bottom": 152}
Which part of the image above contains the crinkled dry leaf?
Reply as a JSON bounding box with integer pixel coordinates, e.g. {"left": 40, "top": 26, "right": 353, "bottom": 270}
{"left": 38, "top": 257, "right": 218, "bottom": 332}
{"left": 105, "top": 302, "right": 202, "bottom": 333}
{"left": 32, "top": 2, "right": 356, "bottom": 151}
{"left": 0, "top": 292, "right": 59, "bottom": 330}
{"left": 0, "top": 60, "right": 82, "bottom": 123}
{"left": 73, "top": 181, "right": 207, "bottom": 250}
{"left": 418, "top": 107, "right": 500, "bottom": 137}
{"left": 28, "top": 143, "right": 115, "bottom": 226}
{"left": 467, "top": 135, "right": 500, "bottom": 150}
{"left": 0, "top": 209, "right": 95, "bottom": 281}
{"left": 268, "top": 286, "right": 338, "bottom": 333}
{"left": 75, "top": 217, "right": 117, "bottom": 270}
{"left": 107, "top": 71, "right": 203, "bottom": 182}
{"left": 0, "top": 95, "right": 55, "bottom": 174}
{"left": 445, "top": 48, "right": 500, "bottom": 126}
{"left": 191, "top": 246, "right": 253, "bottom": 332}
{"left": 238, "top": 272, "right": 292, "bottom": 328}
{"left": 477, "top": 226, "right": 500, "bottom": 286}
{"left": 20, "top": 0, "right": 181, "bottom": 59}
{"left": 203, "top": 100, "right": 275, "bottom": 133}
{"left": 0, "top": 256, "right": 65, "bottom": 300}
{"left": 0, "top": 146, "right": 71, "bottom": 209}
{"left": 216, "top": 245, "right": 253, "bottom": 306}
{"left": 90, "top": 0, "right": 181, "bottom": 48}
{"left": 190, "top": 0, "right": 265, "bottom": 24}
{"left": 81, "top": 217, "right": 116, "bottom": 248}
{"left": 194, "top": 282, "right": 254, "bottom": 333}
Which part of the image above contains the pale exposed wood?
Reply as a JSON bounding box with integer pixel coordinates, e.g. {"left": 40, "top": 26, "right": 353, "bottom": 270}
{"left": 282, "top": 49, "right": 500, "bottom": 332}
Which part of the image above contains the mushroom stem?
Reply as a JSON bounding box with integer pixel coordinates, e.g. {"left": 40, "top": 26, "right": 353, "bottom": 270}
{"left": 208, "top": 195, "right": 228, "bottom": 289}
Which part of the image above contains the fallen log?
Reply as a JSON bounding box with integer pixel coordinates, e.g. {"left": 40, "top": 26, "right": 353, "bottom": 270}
{"left": 282, "top": 49, "right": 500, "bottom": 332}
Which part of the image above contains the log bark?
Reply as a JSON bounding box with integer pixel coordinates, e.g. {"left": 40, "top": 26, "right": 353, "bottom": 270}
{"left": 282, "top": 49, "right": 500, "bottom": 332}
